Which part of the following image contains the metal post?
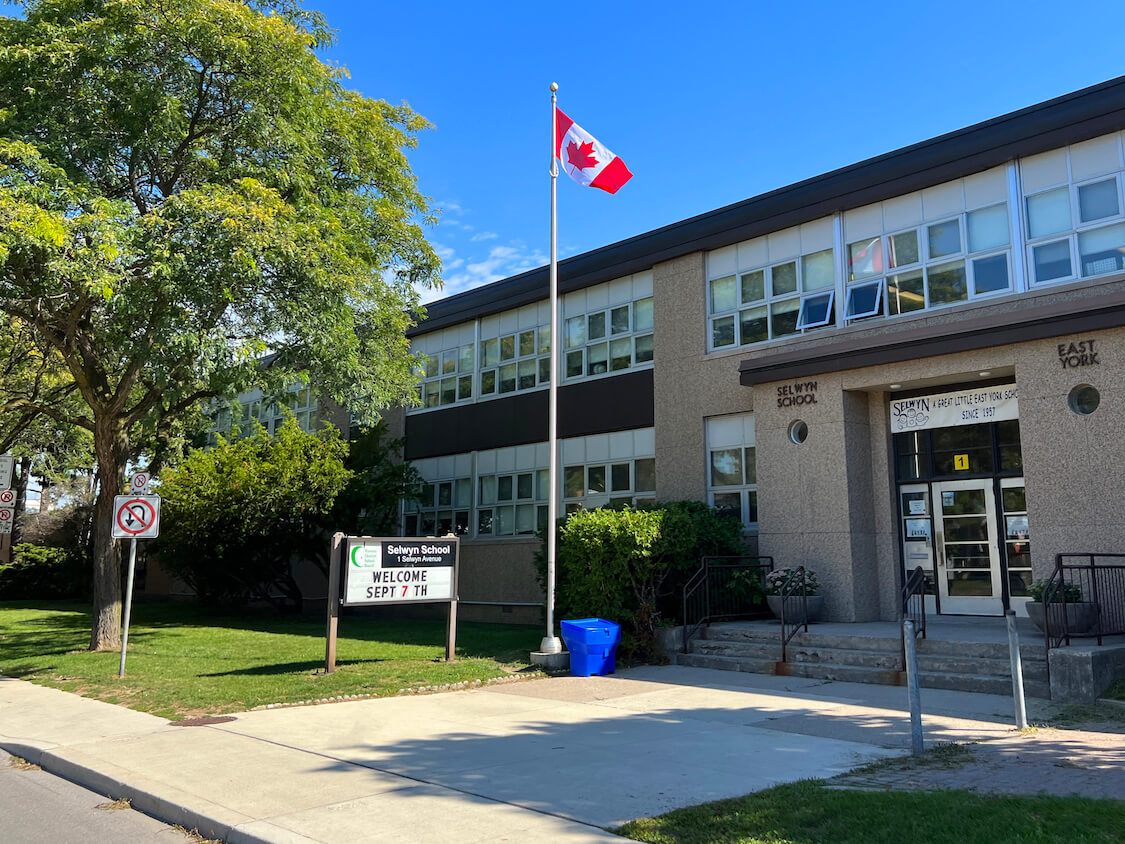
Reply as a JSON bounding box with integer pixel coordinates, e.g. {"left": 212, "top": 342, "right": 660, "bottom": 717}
{"left": 325, "top": 532, "right": 343, "bottom": 673}
{"left": 118, "top": 537, "right": 138, "bottom": 678}
{"left": 1006, "top": 609, "right": 1028, "bottom": 730}
{"left": 540, "top": 81, "right": 563, "bottom": 656}
{"left": 903, "top": 619, "right": 924, "bottom": 755}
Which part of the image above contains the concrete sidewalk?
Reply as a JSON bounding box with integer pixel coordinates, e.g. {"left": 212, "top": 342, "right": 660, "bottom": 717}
{"left": 0, "top": 666, "right": 1058, "bottom": 843}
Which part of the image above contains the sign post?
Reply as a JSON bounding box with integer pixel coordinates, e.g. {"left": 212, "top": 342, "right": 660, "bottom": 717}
{"left": 0, "top": 455, "right": 13, "bottom": 491}
{"left": 0, "top": 456, "right": 14, "bottom": 536}
{"left": 326, "top": 535, "right": 460, "bottom": 673}
{"left": 113, "top": 477, "right": 160, "bottom": 677}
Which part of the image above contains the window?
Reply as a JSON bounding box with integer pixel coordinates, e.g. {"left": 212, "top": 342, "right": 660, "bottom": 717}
{"left": 476, "top": 469, "right": 549, "bottom": 536}
{"left": 479, "top": 326, "right": 549, "bottom": 398}
{"left": 709, "top": 248, "right": 836, "bottom": 350}
{"left": 1025, "top": 173, "right": 1125, "bottom": 284}
{"left": 565, "top": 297, "right": 654, "bottom": 379}
{"left": 844, "top": 203, "right": 1012, "bottom": 322}
{"left": 562, "top": 457, "right": 656, "bottom": 512}
{"left": 419, "top": 343, "right": 474, "bottom": 408}
{"left": 706, "top": 413, "right": 758, "bottom": 530}
{"left": 404, "top": 477, "right": 472, "bottom": 537}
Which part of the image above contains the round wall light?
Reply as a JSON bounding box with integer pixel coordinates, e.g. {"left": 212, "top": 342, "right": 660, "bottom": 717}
{"left": 1068, "top": 384, "right": 1100, "bottom": 416}
{"left": 788, "top": 419, "right": 809, "bottom": 445}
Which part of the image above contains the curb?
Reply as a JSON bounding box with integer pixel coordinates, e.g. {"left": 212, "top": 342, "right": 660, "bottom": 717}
{"left": 2, "top": 739, "right": 246, "bottom": 842}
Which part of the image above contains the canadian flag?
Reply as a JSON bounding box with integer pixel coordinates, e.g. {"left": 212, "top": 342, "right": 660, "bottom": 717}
{"left": 555, "top": 108, "right": 633, "bottom": 194}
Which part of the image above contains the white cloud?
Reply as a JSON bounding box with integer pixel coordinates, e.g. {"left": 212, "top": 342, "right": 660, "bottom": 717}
{"left": 417, "top": 241, "right": 548, "bottom": 304}
{"left": 470, "top": 231, "right": 498, "bottom": 242}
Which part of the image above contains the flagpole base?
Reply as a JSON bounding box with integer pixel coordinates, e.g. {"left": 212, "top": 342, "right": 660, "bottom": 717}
{"left": 538, "top": 635, "right": 563, "bottom": 654}
{"left": 530, "top": 644, "right": 569, "bottom": 672}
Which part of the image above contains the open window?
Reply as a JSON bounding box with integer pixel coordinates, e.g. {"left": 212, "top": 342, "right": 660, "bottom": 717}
{"left": 796, "top": 290, "right": 834, "bottom": 329}
{"left": 845, "top": 279, "right": 883, "bottom": 320}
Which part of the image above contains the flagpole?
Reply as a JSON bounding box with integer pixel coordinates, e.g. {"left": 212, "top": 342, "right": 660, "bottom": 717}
{"left": 540, "top": 81, "right": 563, "bottom": 656}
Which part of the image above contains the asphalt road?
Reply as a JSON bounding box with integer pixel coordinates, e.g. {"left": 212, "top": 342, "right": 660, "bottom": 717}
{"left": 0, "top": 750, "right": 203, "bottom": 843}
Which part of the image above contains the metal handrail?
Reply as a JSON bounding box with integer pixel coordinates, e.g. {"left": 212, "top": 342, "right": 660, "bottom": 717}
{"left": 779, "top": 565, "right": 810, "bottom": 663}
{"left": 899, "top": 565, "right": 927, "bottom": 673}
{"left": 681, "top": 556, "right": 774, "bottom": 653}
{"left": 1044, "top": 553, "right": 1125, "bottom": 654}
{"left": 901, "top": 566, "right": 927, "bottom": 639}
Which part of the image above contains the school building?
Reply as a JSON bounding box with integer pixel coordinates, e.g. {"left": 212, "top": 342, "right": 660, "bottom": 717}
{"left": 385, "top": 75, "right": 1125, "bottom": 629}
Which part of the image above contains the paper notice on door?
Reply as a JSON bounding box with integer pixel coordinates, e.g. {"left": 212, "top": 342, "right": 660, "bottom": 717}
{"left": 905, "top": 518, "right": 931, "bottom": 539}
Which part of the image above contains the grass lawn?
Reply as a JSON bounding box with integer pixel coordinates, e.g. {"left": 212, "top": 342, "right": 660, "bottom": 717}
{"left": 0, "top": 601, "right": 540, "bottom": 720}
{"left": 614, "top": 779, "right": 1125, "bottom": 844}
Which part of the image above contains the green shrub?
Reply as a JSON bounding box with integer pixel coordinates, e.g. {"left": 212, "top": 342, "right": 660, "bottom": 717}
{"left": 0, "top": 543, "right": 87, "bottom": 599}
{"left": 1028, "top": 579, "right": 1083, "bottom": 603}
{"left": 541, "top": 501, "right": 746, "bottom": 660}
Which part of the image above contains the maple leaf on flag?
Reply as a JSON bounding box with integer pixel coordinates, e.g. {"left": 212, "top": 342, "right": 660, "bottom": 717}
{"left": 566, "top": 139, "right": 599, "bottom": 170}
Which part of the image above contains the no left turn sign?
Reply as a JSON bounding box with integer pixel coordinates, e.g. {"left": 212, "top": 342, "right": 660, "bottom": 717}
{"left": 112, "top": 495, "right": 161, "bottom": 539}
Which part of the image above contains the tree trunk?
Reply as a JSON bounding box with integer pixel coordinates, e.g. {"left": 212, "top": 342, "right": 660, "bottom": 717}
{"left": 89, "top": 423, "right": 129, "bottom": 651}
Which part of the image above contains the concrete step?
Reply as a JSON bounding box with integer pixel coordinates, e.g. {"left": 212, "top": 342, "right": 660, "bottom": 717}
{"left": 916, "top": 653, "right": 1049, "bottom": 682}
{"left": 674, "top": 652, "right": 776, "bottom": 675}
{"left": 919, "top": 669, "right": 1051, "bottom": 699}
{"left": 916, "top": 638, "right": 1048, "bottom": 662}
{"left": 690, "top": 639, "right": 780, "bottom": 661}
{"left": 705, "top": 626, "right": 902, "bottom": 654}
{"left": 776, "top": 660, "right": 905, "bottom": 686}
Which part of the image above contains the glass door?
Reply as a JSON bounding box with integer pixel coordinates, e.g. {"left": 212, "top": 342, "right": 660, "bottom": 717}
{"left": 933, "top": 479, "right": 1003, "bottom": 615}
{"left": 1001, "top": 478, "right": 1032, "bottom": 616}
{"left": 899, "top": 485, "right": 937, "bottom": 615}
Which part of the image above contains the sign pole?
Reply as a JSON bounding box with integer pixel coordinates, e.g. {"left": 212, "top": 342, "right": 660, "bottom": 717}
{"left": 445, "top": 541, "right": 461, "bottom": 662}
{"left": 118, "top": 537, "right": 138, "bottom": 678}
{"left": 325, "top": 532, "right": 344, "bottom": 674}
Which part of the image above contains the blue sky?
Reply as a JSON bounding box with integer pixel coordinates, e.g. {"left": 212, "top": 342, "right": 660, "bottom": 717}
{"left": 312, "top": 1, "right": 1125, "bottom": 303}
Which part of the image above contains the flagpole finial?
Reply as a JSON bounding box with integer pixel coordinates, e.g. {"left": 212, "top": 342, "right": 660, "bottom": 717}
{"left": 549, "top": 82, "right": 558, "bottom": 92}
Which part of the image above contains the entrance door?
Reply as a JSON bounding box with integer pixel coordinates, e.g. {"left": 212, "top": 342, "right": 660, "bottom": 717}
{"left": 933, "top": 479, "right": 1003, "bottom": 614}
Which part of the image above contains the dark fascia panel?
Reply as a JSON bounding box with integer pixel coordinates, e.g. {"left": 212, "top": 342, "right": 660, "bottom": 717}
{"left": 404, "top": 369, "right": 654, "bottom": 460}
{"left": 413, "top": 76, "right": 1125, "bottom": 336}
{"left": 738, "top": 292, "right": 1125, "bottom": 387}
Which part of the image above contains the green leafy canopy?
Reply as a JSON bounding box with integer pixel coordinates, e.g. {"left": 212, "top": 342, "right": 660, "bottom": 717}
{"left": 0, "top": 0, "right": 442, "bottom": 648}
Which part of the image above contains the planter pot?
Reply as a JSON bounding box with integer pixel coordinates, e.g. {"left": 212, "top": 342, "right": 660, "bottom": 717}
{"left": 1026, "top": 601, "right": 1099, "bottom": 635}
{"left": 767, "top": 594, "right": 824, "bottom": 624}
{"left": 653, "top": 625, "right": 684, "bottom": 658}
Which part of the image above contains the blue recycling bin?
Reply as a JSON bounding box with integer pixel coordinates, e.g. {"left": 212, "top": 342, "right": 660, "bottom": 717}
{"left": 560, "top": 618, "right": 621, "bottom": 677}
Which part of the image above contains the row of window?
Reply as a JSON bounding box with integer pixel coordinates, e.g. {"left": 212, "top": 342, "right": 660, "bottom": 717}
{"left": 709, "top": 203, "right": 1015, "bottom": 349}
{"left": 708, "top": 164, "right": 1125, "bottom": 351}
{"left": 404, "top": 458, "right": 659, "bottom": 537}
{"left": 1026, "top": 173, "right": 1125, "bottom": 283}
{"left": 416, "top": 298, "right": 655, "bottom": 411}
{"left": 209, "top": 388, "right": 318, "bottom": 443}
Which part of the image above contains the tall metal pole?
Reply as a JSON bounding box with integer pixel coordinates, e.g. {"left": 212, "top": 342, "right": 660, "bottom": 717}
{"left": 903, "top": 619, "right": 924, "bottom": 755}
{"left": 540, "top": 82, "right": 563, "bottom": 655}
{"left": 1006, "top": 609, "right": 1028, "bottom": 729}
{"left": 118, "top": 537, "right": 138, "bottom": 678}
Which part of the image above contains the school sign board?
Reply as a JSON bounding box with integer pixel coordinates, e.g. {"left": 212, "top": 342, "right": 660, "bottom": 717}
{"left": 342, "top": 537, "right": 458, "bottom": 606}
{"left": 327, "top": 534, "right": 460, "bottom": 672}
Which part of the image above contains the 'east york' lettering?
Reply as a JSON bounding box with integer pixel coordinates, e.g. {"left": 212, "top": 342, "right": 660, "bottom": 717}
{"left": 1057, "top": 339, "right": 1099, "bottom": 369}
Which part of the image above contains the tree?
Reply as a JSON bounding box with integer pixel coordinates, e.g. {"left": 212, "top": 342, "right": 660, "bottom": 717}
{"left": 329, "top": 423, "right": 421, "bottom": 538}
{"left": 156, "top": 419, "right": 351, "bottom": 609}
{"left": 0, "top": 1, "right": 441, "bottom": 648}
